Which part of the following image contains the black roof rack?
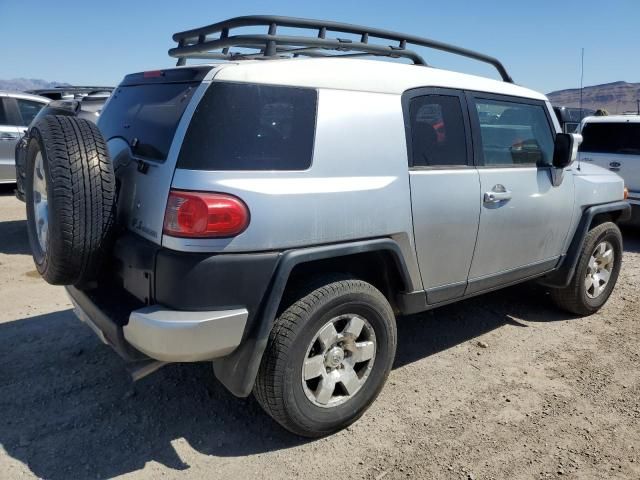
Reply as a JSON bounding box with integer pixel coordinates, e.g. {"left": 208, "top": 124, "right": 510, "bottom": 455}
{"left": 169, "top": 15, "right": 514, "bottom": 83}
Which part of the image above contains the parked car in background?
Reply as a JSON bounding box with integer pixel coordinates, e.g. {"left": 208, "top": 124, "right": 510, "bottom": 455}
{"left": 553, "top": 106, "right": 595, "bottom": 133}
{"left": 14, "top": 93, "right": 110, "bottom": 200}
{"left": 25, "top": 86, "right": 114, "bottom": 101}
{"left": 578, "top": 115, "right": 640, "bottom": 223}
{"left": 0, "top": 91, "right": 49, "bottom": 184}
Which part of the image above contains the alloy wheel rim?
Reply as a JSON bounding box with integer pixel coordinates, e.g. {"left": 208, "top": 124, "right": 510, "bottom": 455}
{"left": 301, "top": 313, "right": 377, "bottom": 408}
{"left": 585, "top": 241, "right": 614, "bottom": 299}
{"left": 33, "top": 152, "right": 49, "bottom": 253}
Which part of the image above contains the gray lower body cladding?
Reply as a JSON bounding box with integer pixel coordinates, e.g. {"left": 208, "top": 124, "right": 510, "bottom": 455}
{"left": 70, "top": 232, "right": 415, "bottom": 396}
{"left": 67, "top": 231, "right": 279, "bottom": 366}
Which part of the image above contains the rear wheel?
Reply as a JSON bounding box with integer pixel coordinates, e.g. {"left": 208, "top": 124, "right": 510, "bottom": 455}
{"left": 550, "top": 222, "right": 622, "bottom": 315}
{"left": 254, "top": 278, "right": 397, "bottom": 437}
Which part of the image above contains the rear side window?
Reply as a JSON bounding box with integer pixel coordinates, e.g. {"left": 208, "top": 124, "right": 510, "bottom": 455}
{"left": 17, "top": 99, "right": 46, "bottom": 126}
{"left": 178, "top": 83, "right": 317, "bottom": 171}
{"left": 580, "top": 123, "right": 640, "bottom": 155}
{"left": 474, "top": 99, "right": 554, "bottom": 166}
{"left": 98, "top": 82, "right": 198, "bottom": 162}
{"left": 409, "top": 95, "right": 468, "bottom": 167}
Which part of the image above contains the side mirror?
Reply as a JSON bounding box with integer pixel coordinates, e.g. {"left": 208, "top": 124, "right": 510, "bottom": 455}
{"left": 553, "top": 133, "right": 582, "bottom": 169}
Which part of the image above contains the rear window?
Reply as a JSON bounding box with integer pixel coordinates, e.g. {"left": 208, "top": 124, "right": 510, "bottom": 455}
{"left": 98, "top": 82, "right": 198, "bottom": 161}
{"left": 177, "top": 83, "right": 317, "bottom": 171}
{"left": 580, "top": 122, "right": 640, "bottom": 155}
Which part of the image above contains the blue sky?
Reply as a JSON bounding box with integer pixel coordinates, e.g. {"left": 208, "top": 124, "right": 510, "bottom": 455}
{"left": 1, "top": 0, "right": 638, "bottom": 93}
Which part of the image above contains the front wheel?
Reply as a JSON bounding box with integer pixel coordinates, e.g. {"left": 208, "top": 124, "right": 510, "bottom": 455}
{"left": 550, "top": 221, "right": 623, "bottom": 315}
{"left": 254, "top": 278, "right": 397, "bottom": 437}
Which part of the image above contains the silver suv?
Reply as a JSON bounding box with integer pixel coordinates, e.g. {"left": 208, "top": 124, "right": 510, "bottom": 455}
{"left": 23, "top": 16, "right": 630, "bottom": 437}
{"left": 0, "top": 91, "right": 48, "bottom": 183}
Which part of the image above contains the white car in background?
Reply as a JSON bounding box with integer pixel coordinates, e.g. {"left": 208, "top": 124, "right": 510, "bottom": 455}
{"left": 0, "top": 91, "right": 49, "bottom": 183}
{"left": 578, "top": 115, "right": 640, "bottom": 224}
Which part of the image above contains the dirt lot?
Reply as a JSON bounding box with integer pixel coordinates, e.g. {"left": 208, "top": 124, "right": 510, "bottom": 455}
{"left": 0, "top": 184, "right": 638, "bottom": 480}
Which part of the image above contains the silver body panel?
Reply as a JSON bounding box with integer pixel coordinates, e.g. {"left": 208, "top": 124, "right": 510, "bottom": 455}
{"left": 580, "top": 152, "right": 640, "bottom": 193}
{"left": 166, "top": 88, "right": 420, "bottom": 288}
{"left": 469, "top": 167, "right": 575, "bottom": 279}
{"left": 103, "top": 60, "right": 625, "bottom": 313}
{"left": 409, "top": 168, "right": 480, "bottom": 291}
{"left": 0, "top": 125, "right": 20, "bottom": 183}
{"left": 0, "top": 91, "right": 49, "bottom": 183}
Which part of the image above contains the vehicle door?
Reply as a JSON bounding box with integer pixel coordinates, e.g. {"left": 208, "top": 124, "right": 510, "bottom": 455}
{"left": 0, "top": 98, "right": 21, "bottom": 182}
{"left": 465, "top": 93, "right": 574, "bottom": 294}
{"left": 579, "top": 121, "right": 640, "bottom": 193}
{"left": 405, "top": 88, "right": 481, "bottom": 304}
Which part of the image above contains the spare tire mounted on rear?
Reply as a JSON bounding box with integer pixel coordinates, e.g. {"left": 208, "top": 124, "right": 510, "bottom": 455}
{"left": 25, "top": 115, "right": 116, "bottom": 286}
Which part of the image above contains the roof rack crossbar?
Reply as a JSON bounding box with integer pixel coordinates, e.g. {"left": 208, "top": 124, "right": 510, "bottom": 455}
{"left": 169, "top": 15, "right": 513, "bottom": 83}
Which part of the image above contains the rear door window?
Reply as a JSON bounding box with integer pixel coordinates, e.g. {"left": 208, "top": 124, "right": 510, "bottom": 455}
{"left": 408, "top": 94, "right": 469, "bottom": 167}
{"left": 177, "top": 83, "right": 317, "bottom": 171}
{"left": 98, "top": 82, "right": 198, "bottom": 162}
{"left": 580, "top": 123, "right": 640, "bottom": 155}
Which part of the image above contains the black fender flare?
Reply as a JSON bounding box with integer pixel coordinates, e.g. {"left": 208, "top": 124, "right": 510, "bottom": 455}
{"left": 540, "top": 201, "right": 631, "bottom": 288}
{"left": 212, "top": 238, "right": 414, "bottom": 397}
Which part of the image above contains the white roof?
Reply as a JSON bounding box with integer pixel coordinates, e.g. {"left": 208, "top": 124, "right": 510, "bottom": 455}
{"left": 210, "top": 57, "right": 546, "bottom": 100}
{"left": 582, "top": 114, "right": 640, "bottom": 124}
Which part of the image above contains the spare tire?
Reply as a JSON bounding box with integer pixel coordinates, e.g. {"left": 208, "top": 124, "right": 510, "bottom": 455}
{"left": 25, "top": 115, "right": 115, "bottom": 286}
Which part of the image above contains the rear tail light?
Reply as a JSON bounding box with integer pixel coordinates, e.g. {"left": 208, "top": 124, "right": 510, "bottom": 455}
{"left": 624, "top": 186, "right": 629, "bottom": 200}
{"left": 163, "top": 190, "right": 250, "bottom": 238}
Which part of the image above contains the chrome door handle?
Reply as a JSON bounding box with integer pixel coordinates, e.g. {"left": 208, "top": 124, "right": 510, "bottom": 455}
{"left": 484, "top": 185, "right": 512, "bottom": 204}
{"left": 0, "top": 133, "right": 19, "bottom": 141}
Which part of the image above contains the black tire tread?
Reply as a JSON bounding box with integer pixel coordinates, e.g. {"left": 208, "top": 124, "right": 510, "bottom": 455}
{"left": 254, "top": 279, "right": 396, "bottom": 437}
{"left": 550, "top": 221, "right": 622, "bottom": 316}
{"left": 29, "top": 115, "right": 115, "bottom": 285}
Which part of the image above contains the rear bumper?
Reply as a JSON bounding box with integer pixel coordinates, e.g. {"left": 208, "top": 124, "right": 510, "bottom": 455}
{"left": 124, "top": 305, "right": 248, "bottom": 362}
{"left": 67, "top": 285, "right": 249, "bottom": 363}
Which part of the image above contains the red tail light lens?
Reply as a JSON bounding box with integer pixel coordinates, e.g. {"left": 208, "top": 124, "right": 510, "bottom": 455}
{"left": 163, "top": 190, "right": 250, "bottom": 238}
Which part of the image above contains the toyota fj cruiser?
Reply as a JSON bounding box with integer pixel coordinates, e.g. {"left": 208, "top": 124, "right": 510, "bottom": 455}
{"left": 23, "top": 16, "right": 630, "bottom": 437}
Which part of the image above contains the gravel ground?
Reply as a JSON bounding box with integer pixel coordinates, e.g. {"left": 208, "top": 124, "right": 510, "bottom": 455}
{"left": 1, "top": 184, "right": 639, "bottom": 480}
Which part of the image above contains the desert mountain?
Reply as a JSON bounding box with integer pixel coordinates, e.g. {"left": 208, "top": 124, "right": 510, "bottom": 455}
{"left": 547, "top": 81, "right": 640, "bottom": 114}
{"left": 0, "top": 78, "right": 70, "bottom": 92}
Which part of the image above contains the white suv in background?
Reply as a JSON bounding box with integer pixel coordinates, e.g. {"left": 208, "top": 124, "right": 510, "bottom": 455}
{"left": 0, "top": 91, "right": 49, "bottom": 183}
{"left": 578, "top": 115, "right": 640, "bottom": 224}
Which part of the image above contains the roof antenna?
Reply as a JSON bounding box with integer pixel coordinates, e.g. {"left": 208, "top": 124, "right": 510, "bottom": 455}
{"left": 578, "top": 47, "right": 585, "bottom": 171}
{"left": 579, "top": 48, "right": 584, "bottom": 120}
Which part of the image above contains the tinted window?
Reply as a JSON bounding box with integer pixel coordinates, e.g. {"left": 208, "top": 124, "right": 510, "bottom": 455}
{"left": 17, "top": 99, "right": 46, "bottom": 126}
{"left": 178, "top": 83, "right": 317, "bottom": 171}
{"left": 0, "top": 99, "right": 8, "bottom": 125}
{"left": 475, "top": 99, "right": 554, "bottom": 166}
{"left": 409, "top": 95, "right": 468, "bottom": 167}
{"left": 98, "top": 82, "right": 198, "bottom": 161}
{"left": 580, "top": 123, "right": 640, "bottom": 155}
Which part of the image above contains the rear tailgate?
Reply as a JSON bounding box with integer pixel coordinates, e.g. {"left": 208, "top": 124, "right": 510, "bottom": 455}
{"left": 579, "top": 121, "right": 640, "bottom": 192}
{"left": 97, "top": 66, "right": 214, "bottom": 244}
